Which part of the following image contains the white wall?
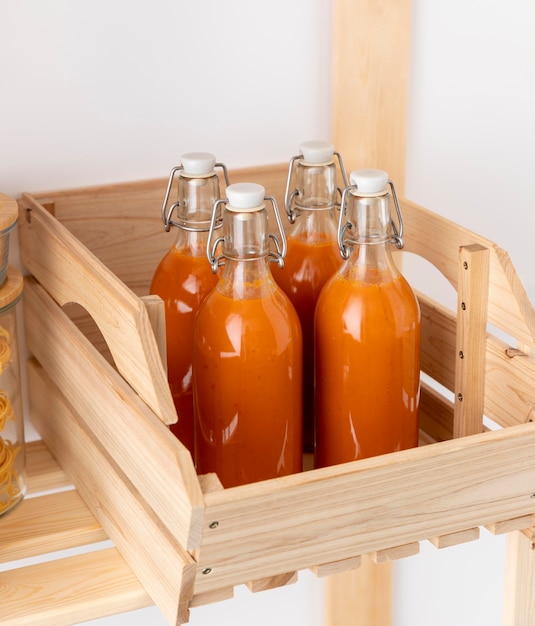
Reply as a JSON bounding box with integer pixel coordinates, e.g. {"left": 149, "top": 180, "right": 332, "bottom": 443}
{"left": 2, "top": 1, "right": 534, "bottom": 625}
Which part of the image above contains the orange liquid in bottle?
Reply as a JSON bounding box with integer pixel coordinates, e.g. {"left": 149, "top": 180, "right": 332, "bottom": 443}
{"left": 315, "top": 269, "right": 420, "bottom": 466}
{"left": 275, "top": 233, "right": 341, "bottom": 450}
{"left": 193, "top": 276, "right": 303, "bottom": 488}
{"left": 150, "top": 243, "right": 218, "bottom": 454}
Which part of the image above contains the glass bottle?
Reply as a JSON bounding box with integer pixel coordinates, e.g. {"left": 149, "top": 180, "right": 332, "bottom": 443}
{"left": 315, "top": 169, "right": 420, "bottom": 467}
{"left": 150, "top": 152, "right": 228, "bottom": 455}
{"left": 0, "top": 267, "right": 26, "bottom": 516}
{"left": 274, "top": 140, "right": 348, "bottom": 452}
{"left": 193, "top": 182, "right": 303, "bottom": 487}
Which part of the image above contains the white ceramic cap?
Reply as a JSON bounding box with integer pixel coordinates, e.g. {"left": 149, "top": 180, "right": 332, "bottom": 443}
{"left": 180, "top": 152, "right": 216, "bottom": 176}
{"left": 299, "top": 140, "right": 335, "bottom": 163}
{"left": 349, "top": 169, "right": 389, "bottom": 194}
{"left": 226, "top": 183, "right": 265, "bottom": 211}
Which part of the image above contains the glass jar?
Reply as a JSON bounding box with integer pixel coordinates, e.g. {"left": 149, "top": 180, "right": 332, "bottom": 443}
{"left": 193, "top": 183, "right": 302, "bottom": 487}
{"left": 315, "top": 169, "right": 420, "bottom": 467}
{"left": 275, "top": 140, "right": 348, "bottom": 452}
{"left": 150, "top": 153, "right": 228, "bottom": 455}
{"left": 0, "top": 266, "right": 25, "bottom": 516}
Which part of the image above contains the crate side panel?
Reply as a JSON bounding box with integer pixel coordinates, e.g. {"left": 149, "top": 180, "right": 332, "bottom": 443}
{"left": 402, "top": 198, "right": 535, "bottom": 345}
{"left": 194, "top": 425, "right": 535, "bottom": 593}
{"left": 28, "top": 359, "right": 196, "bottom": 625}
{"left": 23, "top": 278, "right": 204, "bottom": 551}
{"left": 29, "top": 164, "right": 289, "bottom": 296}
{"left": 18, "top": 194, "right": 176, "bottom": 425}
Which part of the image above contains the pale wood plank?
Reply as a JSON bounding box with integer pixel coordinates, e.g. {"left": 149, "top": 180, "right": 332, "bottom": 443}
{"left": 311, "top": 556, "right": 362, "bottom": 578}
{"left": 331, "top": 0, "right": 412, "bottom": 189}
{"left": 429, "top": 527, "right": 480, "bottom": 549}
{"left": 0, "top": 490, "right": 107, "bottom": 564}
{"left": 141, "top": 294, "right": 167, "bottom": 374}
{"left": 25, "top": 164, "right": 289, "bottom": 298}
{"left": 0, "top": 547, "right": 152, "bottom": 626}
{"left": 23, "top": 278, "right": 204, "bottom": 551}
{"left": 246, "top": 571, "right": 298, "bottom": 593}
{"left": 25, "top": 439, "right": 71, "bottom": 494}
{"left": 189, "top": 587, "right": 234, "bottom": 609}
{"left": 372, "top": 542, "right": 420, "bottom": 564}
{"left": 17, "top": 193, "right": 177, "bottom": 426}
{"left": 401, "top": 197, "right": 535, "bottom": 345}
{"left": 486, "top": 515, "right": 535, "bottom": 536}
{"left": 330, "top": 1, "right": 412, "bottom": 621}
{"left": 192, "top": 423, "right": 535, "bottom": 595}
{"left": 28, "top": 359, "right": 196, "bottom": 625}
{"left": 453, "top": 244, "right": 490, "bottom": 438}
{"left": 503, "top": 531, "right": 535, "bottom": 626}
{"left": 324, "top": 556, "right": 392, "bottom": 626}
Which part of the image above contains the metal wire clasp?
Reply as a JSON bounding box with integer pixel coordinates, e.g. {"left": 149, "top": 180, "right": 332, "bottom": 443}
{"left": 337, "top": 179, "right": 405, "bottom": 260}
{"left": 283, "top": 151, "right": 349, "bottom": 224}
{"left": 160, "top": 162, "right": 230, "bottom": 232}
{"left": 206, "top": 196, "right": 288, "bottom": 273}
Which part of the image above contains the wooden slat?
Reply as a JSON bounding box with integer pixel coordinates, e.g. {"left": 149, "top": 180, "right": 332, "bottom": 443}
{"left": 0, "top": 548, "right": 152, "bottom": 626}
{"left": 192, "top": 423, "right": 535, "bottom": 596}
{"left": 17, "top": 193, "right": 176, "bottom": 426}
{"left": 486, "top": 515, "right": 535, "bottom": 536}
{"left": 402, "top": 197, "right": 535, "bottom": 345}
{"left": 0, "top": 490, "right": 107, "bottom": 564}
{"left": 23, "top": 277, "right": 204, "bottom": 552}
{"left": 28, "top": 359, "right": 196, "bottom": 626}
{"left": 25, "top": 439, "right": 71, "bottom": 494}
{"left": 453, "top": 244, "right": 490, "bottom": 437}
{"left": 428, "top": 528, "right": 480, "bottom": 549}
{"left": 371, "top": 542, "right": 420, "bottom": 564}
{"left": 311, "top": 556, "right": 362, "bottom": 578}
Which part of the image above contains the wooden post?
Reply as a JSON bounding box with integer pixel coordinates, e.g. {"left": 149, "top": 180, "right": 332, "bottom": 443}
{"left": 328, "top": 1, "right": 412, "bottom": 624}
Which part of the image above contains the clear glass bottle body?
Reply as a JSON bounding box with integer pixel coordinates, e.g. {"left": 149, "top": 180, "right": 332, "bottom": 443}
{"left": 0, "top": 267, "right": 25, "bottom": 516}
{"left": 150, "top": 171, "right": 221, "bottom": 455}
{"left": 315, "top": 187, "right": 420, "bottom": 466}
{"left": 193, "top": 194, "right": 303, "bottom": 487}
{"left": 275, "top": 157, "right": 342, "bottom": 452}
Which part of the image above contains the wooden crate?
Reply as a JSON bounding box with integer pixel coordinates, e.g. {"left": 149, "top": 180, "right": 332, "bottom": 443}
{"left": 1, "top": 163, "right": 535, "bottom": 625}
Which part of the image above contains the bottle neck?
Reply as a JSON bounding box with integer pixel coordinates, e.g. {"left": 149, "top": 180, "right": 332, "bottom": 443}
{"left": 342, "top": 192, "right": 399, "bottom": 281}
{"left": 289, "top": 206, "right": 338, "bottom": 242}
{"left": 217, "top": 206, "right": 277, "bottom": 299}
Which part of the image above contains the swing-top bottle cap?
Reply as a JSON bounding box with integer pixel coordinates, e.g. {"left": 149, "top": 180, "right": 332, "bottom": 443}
{"left": 226, "top": 183, "right": 265, "bottom": 211}
{"left": 299, "top": 140, "right": 335, "bottom": 164}
{"left": 350, "top": 169, "right": 389, "bottom": 194}
{"left": 180, "top": 152, "right": 216, "bottom": 176}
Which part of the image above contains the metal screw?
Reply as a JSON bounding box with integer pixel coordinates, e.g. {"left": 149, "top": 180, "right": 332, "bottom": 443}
{"left": 202, "top": 568, "right": 212, "bottom": 575}
{"left": 463, "top": 261, "right": 468, "bottom": 270}
{"left": 461, "top": 302, "right": 466, "bottom": 311}
{"left": 209, "top": 521, "right": 219, "bottom": 530}
{"left": 459, "top": 351, "right": 464, "bottom": 359}
{"left": 457, "top": 393, "right": 463, "bottom": 402}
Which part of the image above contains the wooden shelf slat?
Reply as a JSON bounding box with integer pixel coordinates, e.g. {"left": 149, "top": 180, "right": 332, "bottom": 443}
{"left": 0, "top": 490, "right": 107, "bottom": 565}
{"left": 0, "top": 547, "right": 152, "bottom": 626}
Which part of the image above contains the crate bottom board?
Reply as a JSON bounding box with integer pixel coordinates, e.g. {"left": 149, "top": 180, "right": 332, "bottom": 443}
{"left": 2, "top": 438, "right": 534, "bottom": 626}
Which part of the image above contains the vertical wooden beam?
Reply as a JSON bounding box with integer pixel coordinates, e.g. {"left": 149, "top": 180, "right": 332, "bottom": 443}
{"left": 328, "top": 2, "right": 412, "bottom": 625}
{"left": 503, "top": 340, "right": 535, "bottom": 626}
{"left": 503, "top": 531, "right": 535, "bottom": 625}
{"left": 453, "top": 244, "right": 490, "bottom": 438}
{"left": 331, "top": 0, "right": 412, "bottom": 190}
{"left": 324, "top": 556, "right": 392, "bottom": 626}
